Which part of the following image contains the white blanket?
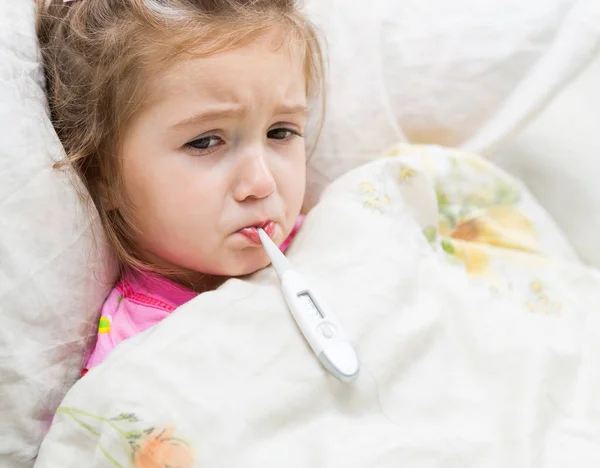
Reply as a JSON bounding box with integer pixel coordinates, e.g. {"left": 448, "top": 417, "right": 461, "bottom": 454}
{"left": 36, "top": 149, "right": 600, "bottom": 467}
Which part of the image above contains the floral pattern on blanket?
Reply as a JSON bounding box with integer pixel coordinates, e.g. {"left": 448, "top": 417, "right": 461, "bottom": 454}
{"left": 57, "top": 407, "right": 194, "bottom": 468}
{"left": 377, "top": 144, "right": 592, "bottom": 311}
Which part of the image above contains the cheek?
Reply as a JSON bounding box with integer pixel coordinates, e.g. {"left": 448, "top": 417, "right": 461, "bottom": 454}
{"left": 278, "top": 150, "right": 306, "bottom": 216}
{"left": 122, "top": 155, "right": 225, "bottom": 233}
{"left": 292, "top": 162, "right": 307, "bottom": 202}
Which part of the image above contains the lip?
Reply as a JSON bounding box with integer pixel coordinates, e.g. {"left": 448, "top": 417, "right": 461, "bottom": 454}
{"left": 238, "top": 220, "right": 276, "bottom": 245}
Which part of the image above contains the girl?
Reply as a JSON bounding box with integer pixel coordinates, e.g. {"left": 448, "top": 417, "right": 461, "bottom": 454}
{"left": 37, "top": 0, "right": 323, "bottom": 370}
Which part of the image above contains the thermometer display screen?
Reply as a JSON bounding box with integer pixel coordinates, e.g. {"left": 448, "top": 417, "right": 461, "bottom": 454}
{"left": 297, "top": 291, "right": 324, "bottom": 318}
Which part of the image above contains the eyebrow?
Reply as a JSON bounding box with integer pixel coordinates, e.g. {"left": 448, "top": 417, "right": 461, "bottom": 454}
{"left": 273, "top": 104, "right": 309, "bottom": 116}
{"left": 171, "top": 103, "right": 308, "bottom": 130}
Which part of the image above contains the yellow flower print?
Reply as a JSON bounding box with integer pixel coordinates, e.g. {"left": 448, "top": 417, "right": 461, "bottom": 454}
{"left": 453, "top": 243, "right": 491, "bottom": 277}
{"left": 399, "top": 166, "right": 417, "bottom": 183}
{"left": 530, "top": 280, "right": 544, "bottom": 293}
{"left": 438, "top": 215, "right": 453, "bottom": 237}
{"left": 359, "top": 181, "right": 376, "bottom": 194}
{"left": 359, "top": 181, "right": 391, "bottom": 213}
{"left": 363, "top": 196, "right": 391, "bottom": 211}
{"left": 98, "top": 316, "right": 111, "bottom": 334}
{"left": 526, "top": 279, "right": 563, "bottom": 315}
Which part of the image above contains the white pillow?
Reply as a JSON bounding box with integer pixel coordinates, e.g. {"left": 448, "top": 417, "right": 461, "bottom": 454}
{"left": 303, "top": 0, "right": 600, "bottom": 208}
{"left": 0, "top": 2, "right": 117, "bottom": 466}
{"left": 493, "top": 52, "right": 600, "bottom": 267}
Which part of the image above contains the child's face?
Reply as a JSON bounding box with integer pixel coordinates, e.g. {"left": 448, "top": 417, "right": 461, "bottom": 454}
{"left": 120, "top": 29, "right": 307, "bottom": 278}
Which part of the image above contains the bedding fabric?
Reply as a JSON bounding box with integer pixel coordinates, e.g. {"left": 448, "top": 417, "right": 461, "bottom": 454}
{"left": 0, "top": 2, "right": 116, "bottom": 466}
{"left": 35, "top": 146, "right": 600, "bottom": 467}
{"left": 3, "top": 0, "right": 600, "bottom": 465}
{"left": 302, "top": 0, "right": 600, "bottom": 209}
{"left": 492, "top": 53, "right": 600, "bottom": 268}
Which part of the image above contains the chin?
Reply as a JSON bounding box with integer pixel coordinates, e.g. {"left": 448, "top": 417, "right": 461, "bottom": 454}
{"left": 228, "top": 250, "right": 272, "bottom": 277}
{"left": 239, "top": 258, "right": 272, "bottom": 277}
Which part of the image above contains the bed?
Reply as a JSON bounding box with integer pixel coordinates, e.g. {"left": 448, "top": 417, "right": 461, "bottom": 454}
{"left": 1, "top": 0, "right": 600, "bottom": 466}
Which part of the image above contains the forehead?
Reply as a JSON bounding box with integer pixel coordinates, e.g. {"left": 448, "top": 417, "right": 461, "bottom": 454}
{"left": 144, "top": 28, "right": 307, "bottom": 113}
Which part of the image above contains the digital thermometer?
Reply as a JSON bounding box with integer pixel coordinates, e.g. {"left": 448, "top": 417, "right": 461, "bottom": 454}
{"left": 257, "top": 228, "right": 360, "bottom": 382}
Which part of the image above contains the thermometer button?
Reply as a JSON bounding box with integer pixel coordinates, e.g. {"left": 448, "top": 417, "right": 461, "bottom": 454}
{"left": 318, "top": 323, "right": 336, "bottom": 340}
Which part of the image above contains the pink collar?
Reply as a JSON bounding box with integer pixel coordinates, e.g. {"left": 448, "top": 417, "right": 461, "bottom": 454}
{"left": 120, "top": 270, "right": 198, "bottom": 311}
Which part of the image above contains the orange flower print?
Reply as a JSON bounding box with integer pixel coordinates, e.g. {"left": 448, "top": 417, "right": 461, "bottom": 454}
{"left": 134, "top": 426, "right": 194, "bottom": 468}
{"left": 56, "top": 408, "right": 195, "bottom": 468}
{"left": 449, "top": 207, "right": 538, "bottom": 253}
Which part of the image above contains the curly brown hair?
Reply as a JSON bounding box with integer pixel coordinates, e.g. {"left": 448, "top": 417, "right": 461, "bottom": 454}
{"left": 36, "top": 0, "right": 324, "bottom": 277}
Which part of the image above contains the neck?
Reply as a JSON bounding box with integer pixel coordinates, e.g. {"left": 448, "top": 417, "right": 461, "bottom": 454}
{"left": 167, "top": 270, "right": 226, "bottom": 294}
{"left": 124, "top": 251, "right": 226, "bottom": 294}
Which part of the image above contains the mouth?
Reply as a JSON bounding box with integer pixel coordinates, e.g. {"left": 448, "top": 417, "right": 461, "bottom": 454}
{"left": 238, "top": 220, "right": 276, "bottom": 245}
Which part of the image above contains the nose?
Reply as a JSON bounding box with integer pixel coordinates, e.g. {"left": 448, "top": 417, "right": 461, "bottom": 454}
{"left": 233, "top": 145, "right": 276, "bottom": 202}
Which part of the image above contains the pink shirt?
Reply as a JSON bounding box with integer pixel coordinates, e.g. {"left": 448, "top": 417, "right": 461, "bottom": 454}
{"left": 84, "top": 216, "right": 304, "bottom": 372}
{"left": 84, "top": 270, "right": 197, "bottom": 371}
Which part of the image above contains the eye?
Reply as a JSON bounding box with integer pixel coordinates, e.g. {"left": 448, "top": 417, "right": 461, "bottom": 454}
{"left": 186, "top": 135, "right": 224, "bottom": 153}
{"left": 267, "top": 127, "right": 302, "bottom": 141}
